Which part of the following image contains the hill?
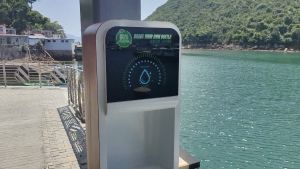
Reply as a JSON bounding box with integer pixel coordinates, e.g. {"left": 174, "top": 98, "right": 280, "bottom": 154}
{"left": 0, "top": 0, "right": 64, "bottom": 35}
{"left": 147, "top": 0, "right": 300, "bottom": 50}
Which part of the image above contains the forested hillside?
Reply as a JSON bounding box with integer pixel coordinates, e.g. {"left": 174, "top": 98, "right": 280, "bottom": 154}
{"left": 0, "top": 0, "right": 64, "bottom": 35}
{"left": 147, "top": 0, "right": 300, "bottom": 49}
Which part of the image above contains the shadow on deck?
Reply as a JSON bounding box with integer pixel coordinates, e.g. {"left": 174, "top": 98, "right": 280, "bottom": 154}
{"left": 57, "top": 106, "right": 87, "bottom": 169}
{"left": 57, "top": 106, "right": 200, "bottom": 169}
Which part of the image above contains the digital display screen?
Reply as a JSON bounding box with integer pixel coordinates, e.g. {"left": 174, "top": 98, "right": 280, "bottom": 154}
{"left": 105, "top": 26, "right": 180, "bottom": 103}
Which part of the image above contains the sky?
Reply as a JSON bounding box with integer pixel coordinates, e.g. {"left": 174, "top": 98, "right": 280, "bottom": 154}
{"left": 33, "top": 0, "right": 167, "bottom": 37}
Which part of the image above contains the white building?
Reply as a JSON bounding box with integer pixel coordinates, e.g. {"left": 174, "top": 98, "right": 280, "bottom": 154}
{"left": 0, "top": 25, "right": 6, "bottom": 34}
{"left": 0, "top": 25, "right": 17, "bottom": 35}
{"left": 28, "top": 34, "right": 46, "bottom": 46}
{"left": 44, "top": 38, "right": 75, "bottom": 60}
{"left": 41, "top": 30, "right": 53, "bottom": 38}
{"left": 0, "top": 34, "right": 28, "bottom": 46}
{"left": 6, "top": 28, "right": 16, "bottom": 35}
{"left": 44, "top": 38, "right": 75, "bottom": 51}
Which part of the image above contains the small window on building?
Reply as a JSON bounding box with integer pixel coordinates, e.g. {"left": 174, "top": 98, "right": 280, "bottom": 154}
{"left": 53, "top": 40, "right": 56, "bottom": 42}
{"left": 61, "top": 40, "right": 64, "bottom": 43}
{"left": 7, "top": 37, "right": 11, "bottom": 44}
{"left": 48, "top": 40, "right": 51, "bottom": 42}
{"left": 65, "top": 40, "right": 69, "bottom": 43}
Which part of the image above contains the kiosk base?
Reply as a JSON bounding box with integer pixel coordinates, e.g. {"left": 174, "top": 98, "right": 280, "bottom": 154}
{"left": 179, "top": 148, "right": 200, "bottom": 169}
{"left": 107, "top": 109, "right": 176, "bottom": 169}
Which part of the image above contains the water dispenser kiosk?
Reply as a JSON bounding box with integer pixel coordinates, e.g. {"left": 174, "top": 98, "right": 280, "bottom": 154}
{"left": 83, "top": 20, "right": 198, "bottom": 169}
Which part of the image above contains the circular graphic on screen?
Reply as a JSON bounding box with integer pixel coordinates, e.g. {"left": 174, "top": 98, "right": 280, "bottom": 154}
{"left": 123, "top": 53, "right": 166, "bottom": 93}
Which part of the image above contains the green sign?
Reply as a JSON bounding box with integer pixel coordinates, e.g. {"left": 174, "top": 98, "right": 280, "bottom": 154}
{"left": 116, "top": 29, "right": 132, "bottom": 48}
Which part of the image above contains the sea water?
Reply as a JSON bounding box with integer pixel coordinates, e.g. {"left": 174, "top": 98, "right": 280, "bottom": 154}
{"left": 180, "top": 50, "right": 300, "bottom": 169}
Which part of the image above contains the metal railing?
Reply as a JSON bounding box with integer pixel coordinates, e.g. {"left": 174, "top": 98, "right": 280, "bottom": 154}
{"left": 0, "top": 60, "right": 86, "bottom": 122}
{"left": 67, "top": 66, "right": 85, "bottom": 122}
{"left": 0, "top": 60, "right": 73, "bottom": 87}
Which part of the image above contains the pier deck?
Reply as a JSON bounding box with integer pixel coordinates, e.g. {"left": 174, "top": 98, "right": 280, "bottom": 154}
{"left": 0, "top": 87, "right": 199, "bottom": 169}
{"left": 0, "top": 87, "right": 80, "bottom": 169}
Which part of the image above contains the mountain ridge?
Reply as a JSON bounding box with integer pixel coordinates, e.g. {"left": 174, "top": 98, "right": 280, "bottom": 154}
{"left": 147, "top": 0, "right": 300, "bottom": 49}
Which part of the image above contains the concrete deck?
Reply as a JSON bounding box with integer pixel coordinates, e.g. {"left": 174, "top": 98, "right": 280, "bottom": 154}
{"left": 0, "top": 87, "right": 80, "bottom": 169}
{"left": 0, "top": 87, "right": 200, "bottom": 169}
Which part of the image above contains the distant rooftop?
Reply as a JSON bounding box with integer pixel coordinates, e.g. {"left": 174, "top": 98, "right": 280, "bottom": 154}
{"left": 28, "top": 34, "right": 46, "bottom": 39}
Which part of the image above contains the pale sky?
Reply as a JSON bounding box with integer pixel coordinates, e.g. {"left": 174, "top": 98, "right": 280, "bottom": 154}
{"left": 33, "top": 0, "right": 167, "bottom": 37}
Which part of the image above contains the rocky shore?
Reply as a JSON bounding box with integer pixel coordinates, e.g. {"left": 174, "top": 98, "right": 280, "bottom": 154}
{"left": 183, "top": 44, "right": 299, "bottom": 52}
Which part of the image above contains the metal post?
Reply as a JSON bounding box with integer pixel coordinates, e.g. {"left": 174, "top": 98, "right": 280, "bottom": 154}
{"left": 27, "top": 60, "right": 30, "bottom": 83}
{"left": 67, "top": 69, "right": 71, "bottom": 105}
{"left": 79, "top": 1, "right": 141, "bottom": 169}
{"left": 73, "top": 69, "right": 77, "bottom": 106}
{"left": 80, "top": 0, "right": 141, "bottom": 32}
{"left": 38, "top": 61, "right": 41, "bottom": 88}
{"left": 2, "top": 61, "right": 7, "bottom": 88}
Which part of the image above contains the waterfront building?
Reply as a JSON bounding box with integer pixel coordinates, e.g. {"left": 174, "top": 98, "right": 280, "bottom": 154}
{"left": 44, "top": 38, "right": 75, "bottom": 60}
{"left": 0, "top": 25, "right": 6, "bottom": 34}
{"left": 28, "top": 34, "right": 46, "bottom": 46}
{"left": 41, "top": 30, "right": 53, "bottom": 38}
{"left": 6, "top": 28, "right": 16, "bottom": 35}
{"left": 0, "top": 25, "right": 17, "bottom": 35}
{"left": 0, "top": 23, "right": 75, "bottom": 60}
{"left": 0, "top": 34, "right": 28, "bottom": 46}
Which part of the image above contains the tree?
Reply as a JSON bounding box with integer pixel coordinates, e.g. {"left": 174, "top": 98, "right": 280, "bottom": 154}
{"left": 147, "top": 0, "right": 300, "bottom": 49}
{"left": 256, "top": 22, "right": 268, "bottom": 32}
{"left": 0, "top": 0, "right": 64, "bottom": 34}
{"left": 9, "top": 0, "right": 30, "bottom": 33}
{"left": 269, "top": 30, "right": 281, "bottom": 45}
{"left": 292, "top": 28, "right": 300, "bottom": 48}
{"left": 27, "top": 0, "right": 36, "bottom": 9}
{"left": 0, "top": 3, "right": 10, "bottom": 24}
{"left": 284, "top": 16, "right": 293, "bottom": 25}
{"left": 278, "top": 25, "right": 288, "bottom": 34}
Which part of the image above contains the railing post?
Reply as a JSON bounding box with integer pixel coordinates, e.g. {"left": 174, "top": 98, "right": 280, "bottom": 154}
{"left": 67, "top": 68, "right": 71, "bottom": 105}
{"left": 74, "top": 69, "right": 77, "bottom": 107}
{"left": 38, "top": 61, "right": 41, "bottom": 88}
{"left": 70, "top": 69, "right": 74, "bottom": 105}
{"left": 2, "top": 61, "right": 7, "bottom": 88}
{"left": 27, "top": 60, "right": 30, "bottom": 83}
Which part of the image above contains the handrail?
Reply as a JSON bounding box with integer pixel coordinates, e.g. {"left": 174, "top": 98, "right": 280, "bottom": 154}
{"left": 0, "top": 60, "right": 86, "bottom": 122}
{"left": 66, "top": 66, "right": 85, "bottom": 122}
{"left": 0, "top": 60, "right": 72, "bottom": 87}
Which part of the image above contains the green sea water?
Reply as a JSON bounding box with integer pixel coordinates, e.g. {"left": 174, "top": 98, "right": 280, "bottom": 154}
{"left": 180, "top": 50, "right": 300, "bottom": 169}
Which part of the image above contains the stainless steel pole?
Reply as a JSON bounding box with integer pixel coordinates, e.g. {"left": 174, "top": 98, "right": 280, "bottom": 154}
{"left": 79, "top": 1, "right": 141, "bottom": 169}
{"left": 80, "top": 0, "right": 141, "bottom": 32}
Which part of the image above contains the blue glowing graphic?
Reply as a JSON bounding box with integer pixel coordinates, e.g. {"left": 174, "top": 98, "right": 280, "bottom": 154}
{"left": 139, "top": 69, "right": 151, "bottom": 85}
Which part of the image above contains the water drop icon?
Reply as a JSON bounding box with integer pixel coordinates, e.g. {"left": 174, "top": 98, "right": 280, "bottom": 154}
{"left": 139, "top": 69, "right": 151, "bottom": 85}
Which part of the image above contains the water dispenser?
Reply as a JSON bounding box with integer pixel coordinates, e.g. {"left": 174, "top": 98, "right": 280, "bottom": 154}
{"left": 83, "top": 20, "right": 182, "bottom": 169}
